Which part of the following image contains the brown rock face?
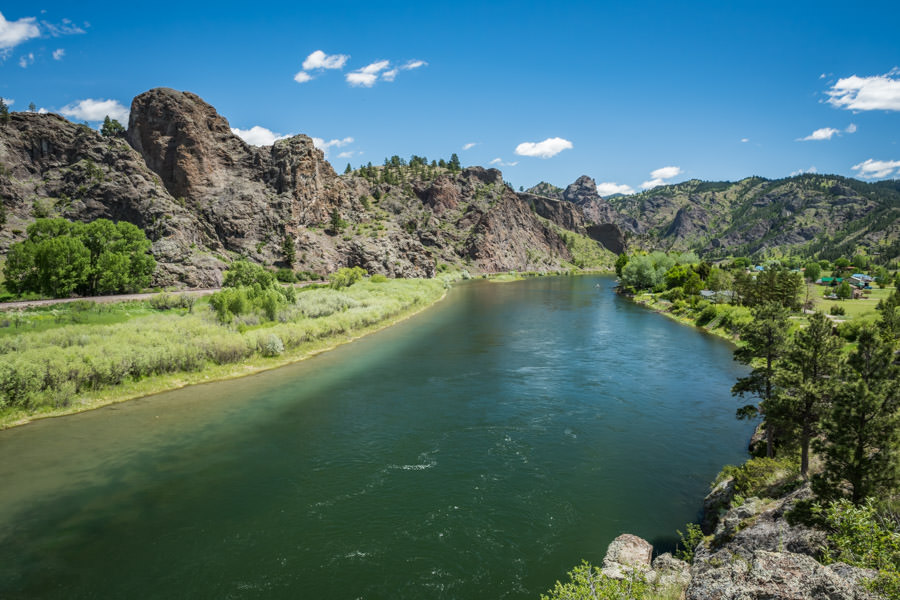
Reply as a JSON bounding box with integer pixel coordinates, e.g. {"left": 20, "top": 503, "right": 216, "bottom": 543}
{"left": 2, "top": 89, "right": 601, "bottom": 286}
{"left": 0, "top": 111, "right": 224, "bottom": 287}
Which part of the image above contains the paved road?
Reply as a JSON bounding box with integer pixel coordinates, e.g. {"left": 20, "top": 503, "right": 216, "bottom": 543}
{"left": 0, "top": 282, "right": 326, "bottom": 311}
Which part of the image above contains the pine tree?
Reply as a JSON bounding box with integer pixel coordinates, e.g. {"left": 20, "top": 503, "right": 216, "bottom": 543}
{"left": 814, "top": 326, "right": 900, "bottom": 503}
{"left": 770, "top": 312, "right": 843, "bottom": 478}
{"left": 344, "top": 163, "right": 352, "bottom": 174}
{"left": 732, "top": 302, "right": 791, "bottom": 457}
{"left": 0, "top": 98, "right": 9, "bottom": 126}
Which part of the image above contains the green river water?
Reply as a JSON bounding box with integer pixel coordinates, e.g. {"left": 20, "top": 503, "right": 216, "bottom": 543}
{"left": 0, "top": 275, "right": 754, "bottom": 599}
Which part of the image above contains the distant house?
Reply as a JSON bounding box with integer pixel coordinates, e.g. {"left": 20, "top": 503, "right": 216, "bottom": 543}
{"left": 700, "top": 289, "right": 734, "bottom": 302}
{"left": 817, "top": 277, "right": 843, "bottom": 286}
{"left": 848, "top": 274, "right": 874, "bottom": 288}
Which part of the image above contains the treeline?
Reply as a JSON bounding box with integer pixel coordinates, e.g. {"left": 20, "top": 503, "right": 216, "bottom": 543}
{"left": 348, "top": 153, "right": 462, "bottom": 185}
{"left": 734, "top": 293, "right": 900, "bottom": 500}
{"left": 3, "top": 218, "right": 156, "bottom": 298}
{"left": 617, "top": 251, "right": 804, "bottom": 309}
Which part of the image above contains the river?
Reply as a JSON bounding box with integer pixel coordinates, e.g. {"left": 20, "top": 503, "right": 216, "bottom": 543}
{"left": 0, "top": 275, "right": 753, "bottom": 599}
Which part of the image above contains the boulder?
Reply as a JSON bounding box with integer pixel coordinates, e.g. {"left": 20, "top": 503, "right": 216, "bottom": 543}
{"left": 601, "top": 533, "right": 653, "bottom": 580}
{"left": 702, "top": 476, "right": 735, "bottom": 534}
{"left": 686, "top": 549, "right": 878, "bottom": 600}
{"left": 648, "top": 553, "right": 691, "bottom": 588}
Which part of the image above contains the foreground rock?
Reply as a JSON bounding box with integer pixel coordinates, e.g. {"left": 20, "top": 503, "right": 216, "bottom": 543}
{"left": 688, "top": 550, "right": 878, "bottom": 600}
{"left": 602, "top": 484, "right": 878, "bottom": 599}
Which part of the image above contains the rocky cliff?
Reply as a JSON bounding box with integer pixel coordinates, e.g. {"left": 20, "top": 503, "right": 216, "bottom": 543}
{"left": 1, "top": 88, "right": 610, "bottom": 287}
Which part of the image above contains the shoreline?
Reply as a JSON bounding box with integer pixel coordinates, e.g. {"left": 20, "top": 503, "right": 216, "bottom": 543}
{"left": 616, "top": 287, "right": 741, "bottom": 346}
{"left": 0, "top": 285, "right": 449, "bottom": 430}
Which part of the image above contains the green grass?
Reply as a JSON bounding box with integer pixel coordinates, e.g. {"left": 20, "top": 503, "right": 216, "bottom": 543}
{"left": 0, "top": 300, "right": 159, "bottom": 335}
{"left": 808, "top": 284, "right": 895, "bottom": 321}
{"left": 0, "top": 279, "right": 445, "bottom": 428}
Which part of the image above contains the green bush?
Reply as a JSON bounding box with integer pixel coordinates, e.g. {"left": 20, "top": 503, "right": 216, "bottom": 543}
{"left": 223, "top": 260, "right": 276, "bottom": 288}
{"left": 714, "top": 456, "right": 801, "bottom": 500}
{"left": 675, "top": 523, "right": 705, "bottom": 563}
{"left": 696, "top": 304, "right": 718, "bottom": 326}
{"left": 275, "top": 268, "right": 296, "bottom": 283}
{"left": 829, "top": 304, "right": 846, "bottom": 316}
{"left": 329, "top": 266, "right": 367, "bottom": 289}
{"left": 259, "top": 333, "right": 284, "bottom": 357}
{"left": 816, "top": 499, "right": 900, "bottom": 598}
{"left": 370, "top": 274, "right": 389, "bottom": 283}
{"left": 541, "top": 561, "right": 649, "bottom": 600}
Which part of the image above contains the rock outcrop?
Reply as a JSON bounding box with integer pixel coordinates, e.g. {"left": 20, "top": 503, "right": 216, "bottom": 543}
{"left": 3, "top": 89, "right": 607, "bottom": 286}
{"left": 602, "top": 484, "right": 877, "bottom": 599}
{"left": 0, "top": 111, "right": 224, "bottom": 286}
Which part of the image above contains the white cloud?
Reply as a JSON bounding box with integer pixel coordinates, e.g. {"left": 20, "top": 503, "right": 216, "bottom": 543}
{"left": 741, "top": 138, "right": 749, "bottom": 143}
{"left": 302, "top": 50, "right": 348, "bottom": 71}
{"left": 799, "top": 127, "right": 840, "bottom": 141}
{"left": 514, "top": 137, "right": 573, "bottom": 158}
{"left": 311, "top": 136, "right": 354, "bottom": 156}
{"left": 293, "top": 70, "right": 313, "bottom": 83}
{"left": 336, "top": 150, "right": 358, "bottom": 159}
{"left": 488, "top": 158, "right": 518, "bottom": 167}
{"left": 845, "top": 123, "right": 857, "bottom": 133}
{"left": 402, "top": 59, "right": 427, "bottom": 70}
{"left": 649, "top": 166, "right": 682, "bottom": 180}
{"left": 41, "top": 18, "right": 85, "bottom": 37}
{"left": 52, "top": 48, "right": 64, "bottom": 60}
{"left": 344, "top": 58, "right": 426, "bottom": 87}
{"left": 596, "top": 182, "right": 635, "bottom": 196}
{"left": 59, "top": 98, "right": 129, "bottom": 122}
{"left": 0, "top": 11, "right": 40, "bottom": 49}
{"left": 851, "top": 158, "right": 900, "bottom": 179}
{"left": 312, "top": 136, "right": 353, "bottom": 150}
{"left": 826, "top": 68, "right": 900, "bottom": 111}
{"left": 790, "top": 166, "right": 818, "bottom": 176}
{"left": 18, "top": 51, "right": 34, "bottom": 68}
{"left": 641, "top": 166, "right": 683, "bottom": 190}
{"left": 231, "top": 126, "right": 291, "bottom": 146}
{"left": 37, "top": 107, "right": 49, "bottom": 114}
{"left": 1, "top": 97, "right": 13, "bottom": 106}
{"left": 346, "top": 60, "right": 390, "bottom": 87}
{"left": 462, "top": 142, "right": 478, "bottom": 150}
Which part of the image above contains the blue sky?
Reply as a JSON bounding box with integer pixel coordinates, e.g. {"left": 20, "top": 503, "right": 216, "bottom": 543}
{"left": 2, "top": 1, "right": 899, "bottom": 192}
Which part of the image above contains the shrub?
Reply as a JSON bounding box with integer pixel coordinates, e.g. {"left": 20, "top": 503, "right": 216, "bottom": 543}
{"left": 829, "top": 304, "right": 846, "bottom": 316}
{"left": 259, "top": 333, "right": 284, "bottom": 357}
{"left": 675, "top": 523, "right": 705, "bottom": 563}
{"left": 223, "top": 260, "right": 276, "bottom": 289}
{"left": 815, "top": 499, "right": 900, "bottom": 598}
{"left": 370, "top": 273, "right": 389, "bottom": 283}
{"left": 329, "top": 266, "right": 367, "bottom": 289}
{"left": 275, "top": 268, "right": 296, "bottom": 283}
{"left": 714, "top": 456, "right": 801, "bottom": 500}
{"left": 696, "top": 304, "right": 718, "bottom": 326}
{"left": 540, "top": 561, "right": 649, "bottom": 600}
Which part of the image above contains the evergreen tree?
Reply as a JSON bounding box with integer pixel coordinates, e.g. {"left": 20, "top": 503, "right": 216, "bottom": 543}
{"left": 28, "top": 102, "right": 36, "bottom": 113}
{"left": 0, "top": 98, "right": 9, "bottom": 126}
{"left": 100, "top": 116, "right": 125, "bottom": 137}
{"left": 814, "top": 326, "right": 900, "bottom": 503}
{"left": 770, "top": 312, "right": 843, "bottom": 478}
{"left": 732, "top": 302, "right": 791, "bottom": 458}
{"left": 281, "top": 235, "right": 296, "bottom": 266}
{"left": 344, "top": 163, "right": 352, "bottom": 174}
{"left": 448, "top": 153, "right": 461, "bottom": 172}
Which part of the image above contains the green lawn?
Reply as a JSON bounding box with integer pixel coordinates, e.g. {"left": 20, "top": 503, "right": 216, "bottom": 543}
{"left": 808, "top": 283, "right": 895, "bottom": 321}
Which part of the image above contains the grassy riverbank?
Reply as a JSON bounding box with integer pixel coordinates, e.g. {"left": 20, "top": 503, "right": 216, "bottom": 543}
{"left": 0, "top": 278, "right": 445, "bottom": 429}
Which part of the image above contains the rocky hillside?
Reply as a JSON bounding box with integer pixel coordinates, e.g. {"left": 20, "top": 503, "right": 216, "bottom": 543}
{"left": 526, "top": 174, "right": 900, "bottom": 262}
{"left": 607, "top": 176, "right": 900, "bottom": 260}
{"left": 0, "top": 88, "right": 613, "bottom": 288}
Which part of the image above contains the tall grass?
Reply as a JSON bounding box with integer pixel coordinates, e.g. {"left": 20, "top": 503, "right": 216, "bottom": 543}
{"left": 0, "top": 279, "right": 443, "bottom": 419}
